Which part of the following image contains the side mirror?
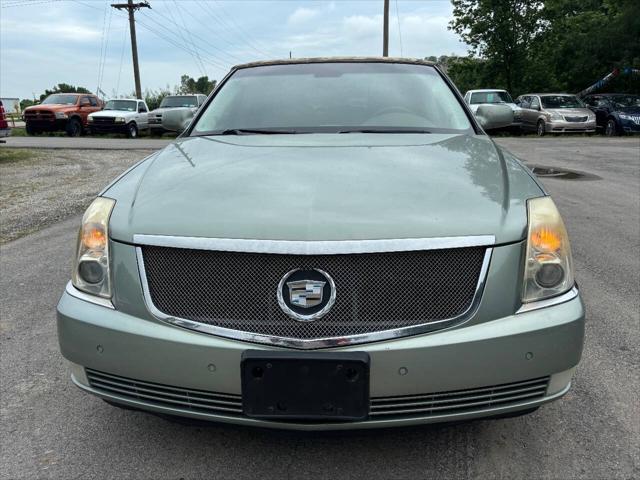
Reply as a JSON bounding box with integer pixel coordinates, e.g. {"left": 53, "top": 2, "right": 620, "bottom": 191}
{"left": 474, "top": 104, "right": 514, "bottom": 131}
{"left": 162, "top": 108, "right": 193, "bottom": 133}
{"left": 531, "top": 104, "right": 540, "bottom": 111}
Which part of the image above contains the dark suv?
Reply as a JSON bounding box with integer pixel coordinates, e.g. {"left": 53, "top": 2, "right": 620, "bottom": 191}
{"left": 582, "top": 94, "right": 640, "bottom": 136}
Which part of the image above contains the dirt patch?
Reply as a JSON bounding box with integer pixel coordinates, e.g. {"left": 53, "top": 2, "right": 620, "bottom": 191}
{"left": 0, "top": 148, "right": 154, "bottom": 243}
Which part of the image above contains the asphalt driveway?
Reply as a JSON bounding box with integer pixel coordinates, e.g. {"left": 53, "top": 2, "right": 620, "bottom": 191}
{"left": 0, "top": 137, "right": 638, "bottom": 479}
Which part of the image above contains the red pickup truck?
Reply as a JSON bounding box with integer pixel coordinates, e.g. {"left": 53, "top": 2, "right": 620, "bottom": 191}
{"left": 23, "top": 93, "right": 103, "bottom": 136}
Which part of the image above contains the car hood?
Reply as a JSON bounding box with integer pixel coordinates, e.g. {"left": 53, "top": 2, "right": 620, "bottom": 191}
{"left": 25, "top": 104, "right": 76, "bottom": 112}
{"left": 149, "top": 106, "right": 196, "bottom": 115}
{"left": 105, "top": 133, "right": 543, "bottom": 244}
{"left": 615, "top": 106, "right": 640, "bottom": 115}
{"left": 546, "top": 108, "right": 593, "bottom": 116}
{"left": 90, "top": 110, "right": 134, "bottom": 117}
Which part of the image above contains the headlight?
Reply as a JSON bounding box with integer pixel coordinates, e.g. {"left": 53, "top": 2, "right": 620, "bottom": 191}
{"left": 72, "top": 197, "right": 115, "bottom": 298}
{"left": 522, "top": 196, "right": 574, "bottom": 303}
{"left": 55, "top": 112, "right": 68, "bottom": 119}
{"left": 88, "top": 116, "right": 95, "bottom": 122}
{"left": 619, "top": 114, "right": 630, "bottom": 120}
{"left": 114, "top": 117, "right": 125, "bottom": 123}
{"left": 549, "top": 112, "right": 563, "bottom": 121}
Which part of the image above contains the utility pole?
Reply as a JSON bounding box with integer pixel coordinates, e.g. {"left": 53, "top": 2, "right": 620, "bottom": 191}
{"left": 383, "top": 0, "right": 389, "bottom": 57}
{"left": 111, "top": 0, "right": 150, "bottom": 99}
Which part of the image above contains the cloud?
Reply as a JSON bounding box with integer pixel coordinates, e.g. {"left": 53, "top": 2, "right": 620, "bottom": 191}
{"left": 287, "top": 7, "right": 320, "bottom": 26}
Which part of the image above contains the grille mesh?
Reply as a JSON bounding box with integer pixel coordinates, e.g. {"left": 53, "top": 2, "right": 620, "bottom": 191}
{"left": 141, "top": 246, "right": 486, "bottom": 340}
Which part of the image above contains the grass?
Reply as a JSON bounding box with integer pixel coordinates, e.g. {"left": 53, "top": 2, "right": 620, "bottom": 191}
{"left": 0, "top": 148, "right": 37, "bottom": 163}
{"left": 7, "top": 127, "right": 174, "bottom": 139}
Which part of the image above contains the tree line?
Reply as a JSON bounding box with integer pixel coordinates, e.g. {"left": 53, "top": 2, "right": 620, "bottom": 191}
{"left": 439, "top": 0, "right": 639, "bottom": 96}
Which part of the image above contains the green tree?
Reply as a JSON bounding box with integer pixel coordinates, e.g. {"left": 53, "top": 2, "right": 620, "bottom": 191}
{"left": 39, "top": 83, "right": 92, "bottom": 102}
{"left": 179, "top": 75, "right": 216, "bottom": 95}
{"left": 449, "top": 0, "right": 544, "bottom": 93}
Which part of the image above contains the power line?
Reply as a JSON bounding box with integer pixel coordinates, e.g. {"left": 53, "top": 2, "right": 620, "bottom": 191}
{"left": 96, "top": 0, "right": 111, "bottom": 94}
{"left": 159, "top": 0, "right": 206, "bottom": 76}
{"left": 97, "top": 3, "right": 114, "bottom": 96}
{"left": 172, "top": 0, "right": 208, "bottom": 76}
{"left": 111, "top": 0, "right": 151, "bottom": 99}
{"left": 201, "top": 0, "right": 274, "bottom": 59}
{"left": 115, "top": 25, "right": 129, "bottom": 95}
{"left": 395, "top": 0, "right": 403, "bottom": 57}
{"left": 136, "top": 11, "right": 230, "bottom": 70}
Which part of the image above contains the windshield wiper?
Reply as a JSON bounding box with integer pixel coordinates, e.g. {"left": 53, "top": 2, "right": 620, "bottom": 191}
{"left": 338, "top": 128, "right": 431, "bottom": 134}
{"left": 217, "top": 128, "right": 300, "bottom": 135}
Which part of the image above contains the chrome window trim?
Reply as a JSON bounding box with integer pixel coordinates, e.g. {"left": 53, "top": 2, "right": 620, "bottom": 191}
{"left": 132, "top": 234, "right": 495, "bottom": 255}
{"left": 516, "top": 286, "right": 579, "bottom": 314}
{"left": 65, "top": 281, "right": 115, "bottom": 309}
{"left": 135, "top": 240, "right": 493, "bottom": 349}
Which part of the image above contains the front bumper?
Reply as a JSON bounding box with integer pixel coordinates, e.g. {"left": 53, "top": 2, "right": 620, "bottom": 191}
{"left": 57, "top": 285, "right": 585, "bottom": 430}
{"left": 25, "top": 119, "right": 68, "bottom": 131}
{"left": 88, "top": 123, "right": 129, "bottom": 134}
{"left": 547, "top": 119, "right": 596, "bottom": 133}
{"left": 619, "top": 119, "right": 640, "bottom": 133}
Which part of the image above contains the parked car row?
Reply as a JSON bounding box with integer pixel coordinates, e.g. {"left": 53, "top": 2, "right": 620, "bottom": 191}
{"left": 22, "top": 93, "right": 207, "bottom": 138}
{"left": 464, "top": 89, "right": 639, "bottom": 136}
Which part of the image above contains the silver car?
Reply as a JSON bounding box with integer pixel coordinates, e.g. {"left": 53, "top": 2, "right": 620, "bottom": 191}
{"left": 464, "top": 89, "right": 522, "bottom": 129}
{"left": 516, "top": 94, "right": 596, "bottom": 136}
{"left": 57, "top": 58, "right": 584, "bottom": 430}
{"left": 148, "top": 94, "right": 207, "bottom": 135}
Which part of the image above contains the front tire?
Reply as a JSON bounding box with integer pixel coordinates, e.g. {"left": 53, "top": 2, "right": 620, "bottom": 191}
{"left": 605, "top": 118, "right": 619, "bottom": 137}
{"left": 536, "top": 119, "right": 546, "bottom": 137}
{"left": 66, "top": 118, "right": 82, "bottom": 137}
{"left": 127, "top": 122, "right": 138, "bottom": 139}
{"left": 25, "top": 123, "right": 39, "bottom": 135}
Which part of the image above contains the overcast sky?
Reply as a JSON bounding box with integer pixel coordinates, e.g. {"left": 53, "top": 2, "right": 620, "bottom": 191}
{"left": 0, "top": 0, "right": 468, "bottom": 100}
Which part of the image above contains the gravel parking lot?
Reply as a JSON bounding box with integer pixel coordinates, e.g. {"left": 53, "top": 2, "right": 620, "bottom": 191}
{"left": 0, "top": 148, "right": 153, "bottom": 243}
{"left": 0, "top": 137, "right": 638, "bottom": 479}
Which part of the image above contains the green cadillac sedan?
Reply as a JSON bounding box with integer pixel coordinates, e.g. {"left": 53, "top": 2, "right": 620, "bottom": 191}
{"left": 57, "top": 58, "right": 584, "bottom": 430}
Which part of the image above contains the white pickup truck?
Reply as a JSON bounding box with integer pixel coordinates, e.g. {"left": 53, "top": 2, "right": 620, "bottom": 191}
{"left": 88, "top": 99, "right": 150, "bottom": 138}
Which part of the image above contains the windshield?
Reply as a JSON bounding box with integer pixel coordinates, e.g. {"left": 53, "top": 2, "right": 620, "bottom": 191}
{"left": 42, "top": 94, "right": 78, "bottom": 105}
{"left": 610, "top": 95, "right": 640, "bottom": 109}
{"left": 160, "top": 96, "right": 198, "bottom": 108}
{"left": 470, "top": 91, "right": 513, "bottom": 104}
{"left": 192, "top": 62, "right": 473, "bottom": 135}
{"left": 541, "top": 95, "right": 584, "bottom": 109}
{"left": 104, "top": 100, "right": 137, "bottom": 111}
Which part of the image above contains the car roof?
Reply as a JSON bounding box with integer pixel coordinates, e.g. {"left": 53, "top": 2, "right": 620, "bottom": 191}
{"left": 106, "top": 98, "right": 140, "bottom": 101}
{"left": 523, "top": 93, "right": 576, "bottom": 97}
{"left": 588, "top": 93, "right": 636, "bottom": 97}
{"left": 467, "top": 89, "right": 508, "bottom": 93}
{"left": 233, "top": 57, "right": 435, "bottom": 70}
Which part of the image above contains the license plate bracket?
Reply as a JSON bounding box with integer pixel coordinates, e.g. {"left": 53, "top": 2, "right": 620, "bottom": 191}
{"left": 241, "top": 350, "right": 370, "bottom": 421}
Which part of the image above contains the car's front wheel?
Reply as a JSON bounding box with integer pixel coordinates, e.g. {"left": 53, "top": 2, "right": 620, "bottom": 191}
{"left": 537, "top": 119, "right": 546, "bottom": 137}
{"left": 605, "top": 118, "right": 619, "bottom": 136}
{"left": 127, "top": 122, "right": 138, "bottom": 139}
{"left": 66, "top": 118, "right": 82, "bottom": 137}
{"left": 25, "top": 123, "right": 39, "bottom": 135}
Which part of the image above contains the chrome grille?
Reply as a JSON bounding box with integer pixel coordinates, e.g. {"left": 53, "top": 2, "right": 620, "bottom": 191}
{"left": 92, "top": 116, "right": 115, "bottom": 124}
{"left": 140, "top": 245, "right": 487, "bottom": 342}
{"left": 370, "top": 377, "right": 549, "bottom": 417}
{"left": 86, "top": 369, "right": 548, "bottom": 421}
{"left": 563, "top": 115, "right": 588, "bottom": 122}
{"left": 86, "top": 369, "right": 243, "bottom": 415}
